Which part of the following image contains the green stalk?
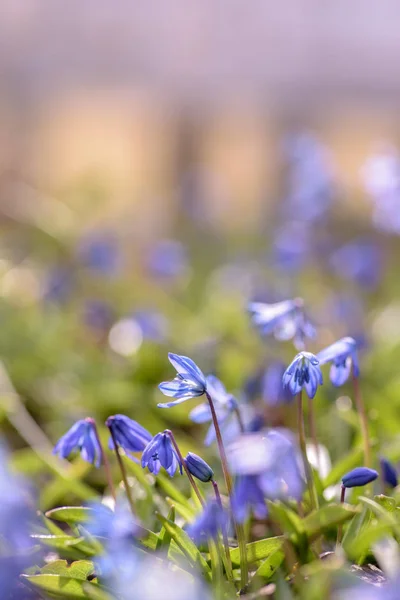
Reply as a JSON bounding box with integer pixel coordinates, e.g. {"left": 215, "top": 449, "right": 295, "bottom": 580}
{"left": 89, "top": 418, "right": 116, "bottom": 502}
{"left": 352, "top": 370, "right": 371, "bottom": 469}
{"left": 212, "top": 479, "right": 234, "bottom": 582}
{"left": 164, "top": 429, "right": 204, "bottom": 508}
{"left": 108, "top": 426, "right": 136, "bottom": 517}
{"left": 296, "top": 391, "right": 317, "bottom": 511}
{"left": 205, "top": 391, "right": 248, "bottom": 591}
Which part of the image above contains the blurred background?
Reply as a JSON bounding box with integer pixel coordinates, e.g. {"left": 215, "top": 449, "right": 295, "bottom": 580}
{"left": 1, "top": 1, "right": 400, "bottom": 507}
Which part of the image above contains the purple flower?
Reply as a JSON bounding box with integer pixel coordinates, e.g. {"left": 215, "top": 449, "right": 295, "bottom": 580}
{"left": 342, "top": 467, "right": 378, "bottom": 488}
{"left": 185, "top": 453, "right": 214, "bottom": 483}
{"left": 283, "top": 351, "right": 323, "bottom": 398}
{"left": 147, "top": 240, "right": 188, "bottom": 280}
{"left": 53, "top": 418, "right": 102, "bottom": 467}
{"left": 187, "top": 501, "right": 228, "bottom": 543}
{"left": 231, "top": 475, "right": 268, "bottom": 522}
{"left": 158, "top": 353, "right": 207, "bottom": 408}
{"left": 380, "top": 457, "right": 398, "bottom": 488}
{"left": 106, "top": 415, "right": 152, "bottom": 462}
{"left": 317, "top": 337, "right": 359, "bottom": 386}
{"left": 248, "top": 298, "right": 315, "bottom": 350}
{"left": 141, "top": 433, "right": 182, "bottom": 477}
{"left": 79, "top": 232, "right": 120, "bottom": 277}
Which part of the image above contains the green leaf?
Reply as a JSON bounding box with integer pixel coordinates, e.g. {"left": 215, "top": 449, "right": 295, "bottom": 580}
{"left": 374, "top": 495, "right": 397, "bottom": 513}
{"left": 345, "top": 522, "right": 393, "bottom": 560}
{"left": 252, "top": 548, "right": 285, "bottom": 580}
{"left": 138, "top": 528, "right": 160, "bottom": 552}
{"left": 156, "top": 473, "right": 194, "bottom": 513}
{"left": 230, "top": 536, "right": 283, "bottom": 567}
{"left": 45, "top": 506, "right": 100, "bottom": 525}
{"left": 302, "top": 503, "right": 359, "bottom": 541}
{"left": 40, "top": 561, "right": 94, "bottom": 580}
{"left": 342, "top": 506, "right": 370, "bottom": 552}
{"left": 21, "top": 574, "right": 104, "bottom": 600}
{"left": 166, "top": 497, "right": 196, "bottom": 523}
{"left": 267, "top": 502, "right": 304, "bottom": 538}
{"left": 155, "top": 513, "right": 211, "bottom": 580}
{"left": 156, "top": 506, "right": 175, "bottom": 551}
{"left": 31, "top": 535, "right": 97, "bottom": 557}
{"left": 323, "top": 447, "right": 363, "bottom": 488}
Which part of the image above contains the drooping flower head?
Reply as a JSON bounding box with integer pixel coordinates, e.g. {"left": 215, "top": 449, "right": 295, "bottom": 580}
{"left": 283, "top": 351, "right": 323, "bottom": 399}
{"left": 53, "top": 418, "right": 102, "bottom": 467}
{"left": 380, "top": 457, "right": 398, "bottom": 489}
{"left": 141, "top": 432, "right": 182, "bottom": 477}
{"left": 106, "top": 415, "right": 152, "bottom": 462}
{"left": 342, "top": 467, "right": 378, "bottom": 489}
{"left": 187, "top": 501, "right": 228, "bottom": 544}
{"left": 228, "top": 430, "right": 305, "bottom": 522}
{"left": 317, "top": 337, "right": 359, "bottom": 387}
{"left": 158, "top": 353, "right": 207, "bottom": 408}
{"left": 185, "top": 453, "right": 214, "bottom": 483}
{"left": 248, "top": 298, "right": 315, "bottom": 350}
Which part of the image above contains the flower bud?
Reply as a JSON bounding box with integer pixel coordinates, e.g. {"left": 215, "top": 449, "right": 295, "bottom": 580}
{"left": 185, "top": 452, "right": 214, "bottom": 483}
{"left": 380, "top": 457, "right": 398, "bottom": 488}
{"left": 342, "top": 467, "right": 378, "bottom": 488}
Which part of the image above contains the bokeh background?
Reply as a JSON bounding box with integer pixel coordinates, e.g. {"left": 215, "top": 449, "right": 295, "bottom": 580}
{"left": 1, "top": 1, "right": 400, "bottom": 508}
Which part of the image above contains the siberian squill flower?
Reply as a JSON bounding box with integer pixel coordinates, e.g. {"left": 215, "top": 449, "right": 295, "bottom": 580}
{"left": 158, "top": 353, "right": 207, "bottom": 408}
{"left": 106, "top": 415, "right": 152, "bottom": 462}
{"left": 342, "top": 467, "right": 378, "bottom": 488}
{"left": 185, "top": 453, "right": 214, "bottom": 483}
{"left": 380, "top": 457, "right": 398, "bottom": 488}
{"left": 189, "top": 375, "right": 238, "bottom": 445}
{"left": 228, "top": 431, "right": 304, "bottom": 522}
{"left": 187, "top": 501, "right": 228, "bottom": 543}
{"left": 283, "top": 351, "right": 323, "bottom": 398}
{"left": 53, "top": 418, "right": 102, "bottom": 467}
{"left": 141, "top": 433, "right": 182, "bottom": 477}
{"left": 248, "top": 298, "right": 315, "bottom": 350}
{"left": 147, "top": 239, "right": 188, "bottom": 281}
{"left": 317, "top": 337, "right": 359, "bottom": 387}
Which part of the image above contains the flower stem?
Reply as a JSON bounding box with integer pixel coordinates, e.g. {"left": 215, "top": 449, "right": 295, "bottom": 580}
{"left": 296, "top": 391, "right": 317, "bottom": 511}
{"left": 336, "top": 485, "right": 346, "bottom": 546}
{"left": 212, "top": 479, "right": 233, "bottom": 580}
{"left": 205, "top": 391, "right": 248, "bottom": 590}
{"left": 234, "top": 405, "right": 245, "bottom": 434}
{"left": 89, "top": 418, "right": 116, "bottom": 502}
{"left": 352, "top": 371, "right": 371, "bottom": 469}
{"left": 164, "top": 429, "right": 205, "bottom": 508}
{"left": 108, "top": 426, "right": 136, "bottom": 517}
{"left": 307, "top": 398, "right": 321, "bottom": 473}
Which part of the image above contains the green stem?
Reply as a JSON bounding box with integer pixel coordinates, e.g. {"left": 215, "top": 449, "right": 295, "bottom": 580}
{"left": 352, "top": 371, "right": 371, "bottom": 469}
{"left": 89, "top": 418, "right": 116, "bottom": 502}
{"left": 212, "top": 479, "right": 234, "bottom": 581}
{"left": 307, "top": 398, "right": 321, "bottom": 473}
{"left": 108, "top": 426, "right": 136, "bottom": 517}
{"left": 296, "top": 391, "right": 317, "bottom": 511}
{"left": 336, "top": 485, "right": 346, "bottom": 547}
{"left": 164, "top": 429, "right": 205, "bottom": 508}
{"left": 205, "top": 391, "right": 248, "bottom": 591}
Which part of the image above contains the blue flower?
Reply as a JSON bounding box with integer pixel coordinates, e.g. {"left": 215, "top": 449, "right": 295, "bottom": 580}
{"left": 185, "top": 453, "right": 214, "bottom": 483}
{"left": 232, "top": 475, "right": 268, "bottom": 522}
{"left": 53, "top": 418, "right": 102, "bottom": 467}
{"left": 342, "top": 467, "right": 378, "bottom": 488}
{"left": 187, "top": 501, "right": 228, "bottom": 543}
{"left": 330, "top": 238, "right": 382, "bottom": 290}
{"left": 248, "top": 298, "right": 315, "bottom": 350}
{"left": 380, "top": 457, "right": 398, "bottom": 488}
{"left": 147, "top": 239, "right": 188, "bottom": 280}
{"left": 106, "top": 415, "right": 152, "bottom": 462}
{"left": 158, "top": 353, "right": 207, "bottom": 408}
{"left": 317, "top": 336, "right": 359, "bottom": 386}
{"left": 83, "top": 300, "right": 114, "bottom": 334}
{"left": 78, "top": 232, "right": 120, "bottom": 277}
{"left": 229, "top": 430, "right": 305, "bottom": 521}
{"left": 283, "top": 352, "right": 323, "bottom": 398}
{"left": 261, "top": 362, "right": 294, "bottom": 406}
{"left": 86, "top": 500, "right": 139, "bottom": 543}
{"left": 189, "top": 375, "right": 236, "bottom": 426}
{"left": 132, "top": 310, "right": 169, "bottom": 342}
{"left": 141, "top": 433, "right": 182, "bottom": 477}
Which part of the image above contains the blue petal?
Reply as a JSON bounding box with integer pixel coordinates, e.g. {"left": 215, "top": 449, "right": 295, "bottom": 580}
{"left": 157, "top": 397, "right": 197, "bottom": 408}
{"left": 248, "top": 300, "right": 296, "bottom": 335}
{"left": 53, "top": 420, "right": 87, "bottom": 459}
{"left": 189, "top": 403, "right": 212, "bottom": 423}
{"left": 317, "top": 337, "right": 356, "bottom": 365}
{"left": 158, "top": 377, "right": 201, "bottom": 398}
{"left": 168, "top": 353, "right": 206, "bottom": 388}
{"left": 330, "top": 359, "right": 351, "bottom": 387}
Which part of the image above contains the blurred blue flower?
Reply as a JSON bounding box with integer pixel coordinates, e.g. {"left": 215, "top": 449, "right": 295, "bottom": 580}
{"left": 229, "top": 431, "right": 304, "bottom": 521}
{"left": 158, "top": 353, "right": 207, "bottom": 408}
{"left": 282, "top": 131, "right": 334, "bottom": 222}
{"left": 261, "top": 361, "right": 294, "bottom": 406}
{"left": 141, "top": 432, "right": 182, "bottom": 477}
{"left": 272, "top": 221, "right": 311, "bottom": 273}
{"left": 317, "top": 336, "right": 359, "bottom": 386}
{"left": 342, "top": 467, "right": 378, "bottom": 488}
{"left": 83, "top": 300, "right": 114, "bottom": 333}
{"left": 53, "top": 418, "right": 102, "bottom": 467}
{"left": 147, "top": 239, "right": 188, "bottom": 280}
{"left": 187, "top": 501, "right": 228, "bottom": 543}
{"left": 185, "top": 453, "right": 214, "bottom": 483}
{"left": 106, "top": 415, "right": 152, "bottom": 462}
{"left": 132, "top": 310, "right": 169, "bottom": 342}
{"left": 87, "top": 500, "right": 139, "bottom": 543}
{"left": 79, "top": 232, "right": 120, "bottom": 276}
{"left": 248, "top": 298, "right": 315, "bottom": 350}
{"left": 189, "top": 375, "right": 236, "bottom": 424}
{"left": 330, "top": 239, "right": 382, "bottom": 289}
{"left": 380, "top": 457, "right": 398, "bottom": 488}
{"left": 232, "top": 475, "right": 268, "bottom": 522}
{"left": 283, "top": 351, "right": 323, "bottom": 398}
